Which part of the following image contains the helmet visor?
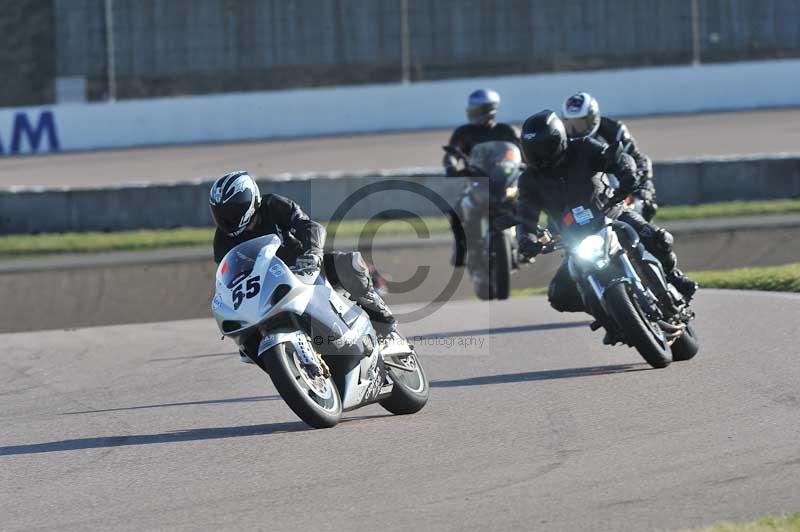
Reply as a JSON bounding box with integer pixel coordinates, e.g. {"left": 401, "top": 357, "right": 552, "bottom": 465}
{"left": 211, "top": 201, "right": 250, "bottom": 236}
{"left": 467, "top": 103, "right": 497, "bottom": 125}
{"left": 525, "top": 136, "right": 564, "bottom": 170}
{"left": 564, "top": 115, "right": 597, "bottom": 138}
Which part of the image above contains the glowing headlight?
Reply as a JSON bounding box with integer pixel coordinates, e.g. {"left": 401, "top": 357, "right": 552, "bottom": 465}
{"left": 576, "top": 234, "right": 605, "bottom": 262}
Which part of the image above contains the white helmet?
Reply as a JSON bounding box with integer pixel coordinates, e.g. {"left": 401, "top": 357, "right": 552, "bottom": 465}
{"left": 561, "top": 92, "right": 601, "bottom": 138}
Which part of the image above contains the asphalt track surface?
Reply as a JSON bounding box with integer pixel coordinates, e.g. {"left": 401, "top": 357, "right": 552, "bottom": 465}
{"left": 2, "top": 291, "right": 799, "bottom": 531}
{"left": 2, "top": 108, "right": 800, "bottom": 187}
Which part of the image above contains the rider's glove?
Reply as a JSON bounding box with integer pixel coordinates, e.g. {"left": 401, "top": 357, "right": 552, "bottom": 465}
{"left": 445, "top": 166, "right": 459, "bottom": 177}
{"left": 633, "top": 186, "right": 654, "bottom": 203}
{"left": 518, "top": 237, "right": 543, "bottom": 263}
{"left": 641, "top": 200, "right": 658, "bottom": 221}
{"left": 292, "top": 252, "right": 322, "bottom": 274}
{"left": 603, "top": 192, "right": 626, "bottom": 213}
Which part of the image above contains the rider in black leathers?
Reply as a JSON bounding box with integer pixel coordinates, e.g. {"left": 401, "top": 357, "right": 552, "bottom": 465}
{"left": 209, "top": 172, "right": 396, "bottom": 361}
{"left": 514, "top": 110, "right": 697, "bottom": 314}
{"left": 444, "top": 89, "right": 521, "bottom": 269}
{"left": 561, "top": 92, "right": 658, "bottom": 221}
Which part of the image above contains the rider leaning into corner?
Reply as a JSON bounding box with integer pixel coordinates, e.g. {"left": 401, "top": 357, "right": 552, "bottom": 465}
{"left": 514, "top": 110, "right": 698, "bottom": 321}
{"left": 561, "top": 92, "right": 658, "bottom": 221}
{"left": 443, "top": 89, "right": 521, "bottom": 269}
{"left": 209, "top": 171, "right": 397, "bottom": 363}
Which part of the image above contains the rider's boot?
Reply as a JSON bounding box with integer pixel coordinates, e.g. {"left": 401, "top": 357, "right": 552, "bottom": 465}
{"left": 449, "top": 204, "right": 467, "bottom": 267}
{"left": 239, "top": 346, "right": 256, "bottom": 364}
{"left": 354, "top": 289, "right": 397, "bottom": 339}
{"left": 466, "top": 246, "right": 487, "bottom": 283}
{"left": 667, "top": 268, "right": 698, "bottom": 302}
{"left": 238, "top": 335, "right": 259, "bottom": 364}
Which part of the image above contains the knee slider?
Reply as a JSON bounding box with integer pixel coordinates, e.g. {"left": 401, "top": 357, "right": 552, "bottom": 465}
{"left": 350, "top": 251, "right": 368, "bottom": 274}
{"left": 657, "top": 228, "right": 674, "bottom": 250}
{"left": 643, "top": 225, "right": 673, "bottom": 253}
{"left": 330, "top": 252, "right": 370, "bottom": 297}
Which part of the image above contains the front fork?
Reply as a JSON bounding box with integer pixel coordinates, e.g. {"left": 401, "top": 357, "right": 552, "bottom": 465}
{"left": 572, "top": 252, "right": 661, "bottom": 331}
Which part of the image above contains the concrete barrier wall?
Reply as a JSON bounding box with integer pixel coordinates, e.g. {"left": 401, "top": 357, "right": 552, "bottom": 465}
{"left": 1, "top": 155, "right": 799, "bottom": 235}
{"left": 3, "top": 58, "right": 800, "bottom": 156}
{"left": 655, "top": 154, "right": 800, "bottom": 205}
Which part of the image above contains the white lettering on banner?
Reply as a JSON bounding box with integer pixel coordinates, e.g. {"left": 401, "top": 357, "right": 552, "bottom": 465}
{"left": 0, "top": 111, "right": 60, "bottom": 155}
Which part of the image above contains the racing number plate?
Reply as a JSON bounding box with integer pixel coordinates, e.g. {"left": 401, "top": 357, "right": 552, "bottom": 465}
{"left": 572, "top": 206, "right": 594, "bottom": 226}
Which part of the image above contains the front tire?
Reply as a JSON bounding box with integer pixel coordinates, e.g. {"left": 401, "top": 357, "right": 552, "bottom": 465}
{"left": 471, "top": 263, "right": 493, "bottom": 301}
{"left": 671, "top": 323, "right": 700, "bottom": 361}
{"left": 261, "top": 342, "right": 342, "bottom": 428}
{"left": 380, "top": 352, "right": 429, "bottom": 415}
{"left": 490, "top": 233, "right": 512, "bottom": 300}
{"left": 604, "top": 282, "right": 672, "bottom": 369}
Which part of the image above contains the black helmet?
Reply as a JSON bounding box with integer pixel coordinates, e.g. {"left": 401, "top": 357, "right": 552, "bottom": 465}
{"left": 562, "top": 92, "right": 600, "bottom": 138}
{"left": 466, "top": 89, "right": 500, "bottom": 125}
{"left": 520, "top": 110, "right": 568, "bottom": 171}
{"left": 209, "top": 171, "right": 261, "bottom": 236}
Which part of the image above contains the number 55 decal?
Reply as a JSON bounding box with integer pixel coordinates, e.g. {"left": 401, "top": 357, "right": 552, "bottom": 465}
{"left": 232, "top": 275, "right": 261, "bottom": 310}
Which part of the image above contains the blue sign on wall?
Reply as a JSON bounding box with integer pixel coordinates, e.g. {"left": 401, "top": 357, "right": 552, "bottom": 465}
{"left": 0, "top": 111, "right": 60, "bottom": 155}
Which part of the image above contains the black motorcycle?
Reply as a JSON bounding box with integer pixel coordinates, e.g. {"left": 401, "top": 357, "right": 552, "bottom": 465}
{"left": 444, "top": 141, "right": 523, "bottom": 300}
{"left": 539, "top": 202, "right": 699, "bottom": 368}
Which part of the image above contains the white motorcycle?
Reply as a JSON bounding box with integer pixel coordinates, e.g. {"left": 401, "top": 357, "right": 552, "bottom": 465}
{"left": 212, "top": 235, "right": 429, "bottom": 428}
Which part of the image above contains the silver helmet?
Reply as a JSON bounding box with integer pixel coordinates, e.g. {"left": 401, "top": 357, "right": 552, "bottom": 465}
{"left": 561, "top": 92, "right": 601, "bottom": 138}
{"left": 467, "top": 89, "right": 501, "bottom": 125}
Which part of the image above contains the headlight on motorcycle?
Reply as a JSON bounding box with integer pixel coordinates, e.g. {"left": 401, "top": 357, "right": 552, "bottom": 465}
{"left": 576, "top": 234, "right": 606, "bottom": 264}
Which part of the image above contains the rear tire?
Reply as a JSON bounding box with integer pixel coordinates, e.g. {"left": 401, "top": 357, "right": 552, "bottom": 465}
{"left": 672, "top": 324, "right": 700, "bottom": 361}
{"left": 380, "top": 352, "right": 429, "bottom": 415}
{"left": 604, "top": 282, "right": 672, "bottom": 369}
{"left": 261, "top": 343, "right": 342, "bottom": 428}
{"left": 490, "top": 233, "right": 512, "bottom": 300}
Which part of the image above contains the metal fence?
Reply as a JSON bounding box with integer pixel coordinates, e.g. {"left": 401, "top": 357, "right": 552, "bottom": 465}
{"left": 3, "top": 0, "right": 800, "bottom": 107}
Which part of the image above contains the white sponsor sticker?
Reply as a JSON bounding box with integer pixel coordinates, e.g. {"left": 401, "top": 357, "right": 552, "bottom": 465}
{"left": 211, "top": 293, "right": 223, "bottom": 310}
{"left": 572, "top": 206, "right": 594, "bottom": 226}
{"left": 268, "top": 263, "right": 284, "bottom": 277}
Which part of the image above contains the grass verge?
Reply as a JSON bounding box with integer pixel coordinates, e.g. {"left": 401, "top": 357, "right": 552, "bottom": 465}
{"left": 1, "top": 199, "right": 799, "bottom": 258}
{"left": 510, "top": 262, "right": 800, "bottom": 297}
{"left": 684, "top": 513, "right": 800, "bottom": 532}
{"left": 0, "top": 217, "right": 451, "bottom": 258}
{"left": 656, "top": 198, "right": 800, "bottom": 221}
{"left": 690, "top": 263, "right": 800, "bottom": 292}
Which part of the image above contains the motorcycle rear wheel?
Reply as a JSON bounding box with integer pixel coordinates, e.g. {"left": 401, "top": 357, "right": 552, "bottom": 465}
{"left": 261, "top": 342, "right": 342, "bottom": 428}
{"left": 604, "top": 282, "right": 672, "bottom": 369}
{"left": 380, "top": 352, "right": 429, "bottom": 415}
{"left": 671, "top": 323, "right": 700, "bottom": 361}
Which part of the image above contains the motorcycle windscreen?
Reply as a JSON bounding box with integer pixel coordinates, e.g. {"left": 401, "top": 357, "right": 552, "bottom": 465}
{"left": 469, "top": 141, "right": 521, "bottom": 176}
{"left": 218, "top": 234, "right": 281, "bottom": 289}
{"left": 469, "top": 141, "right": 522, "bottom": 201}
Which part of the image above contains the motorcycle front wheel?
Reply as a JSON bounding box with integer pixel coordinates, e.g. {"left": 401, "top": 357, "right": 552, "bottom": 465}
{"left": 489, "top": 233, "right": 512, "bottom": 300}
{"left": 261, "top": 342, "right": 342, "bottom": 428}
{"left": 604, "top": 282, "right": 672, "bottom": 369}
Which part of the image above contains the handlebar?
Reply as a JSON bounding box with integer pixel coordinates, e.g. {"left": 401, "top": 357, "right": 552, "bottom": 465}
{"left": 539, "top": 241, "right": 563, "bottom": 255}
